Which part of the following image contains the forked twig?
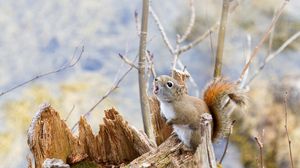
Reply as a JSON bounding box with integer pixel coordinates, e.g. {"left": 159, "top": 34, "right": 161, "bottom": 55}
{"left": 150, "top": 3, "right": 213, "bottom": 94}
{"left": 246, "top": 31, "right": 300, "bottom": 85}
{"left": 177, "top": 23, "right": 219, "bottom": 55}
{"left": 284, "top": 91, "right": 294, "bottom": 168}
{"left": 0, "top": 46, "right": 84, "bottom": 97}
{"left": 238, "top": 0, "right": 289, "bottom": 82}
{"left": 119, "top": 54, "right": 138, "bottom": 69}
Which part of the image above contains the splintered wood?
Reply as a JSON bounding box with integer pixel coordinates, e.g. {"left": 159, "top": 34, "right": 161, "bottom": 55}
{"left": 27, "top": 104, "right": 154, "bottom": 168}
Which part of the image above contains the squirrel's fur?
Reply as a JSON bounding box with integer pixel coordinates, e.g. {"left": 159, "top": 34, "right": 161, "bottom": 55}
{"left": 203, "top": 78, "right": 247, "bottom": 141}
{"left": 153, "top": 75, "right": 247, "bottom": 150}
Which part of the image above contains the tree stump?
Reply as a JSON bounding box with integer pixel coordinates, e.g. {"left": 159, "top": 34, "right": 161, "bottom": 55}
{"left": 27, "top": 71, "right": 217, "bottom": 168}
{"left": 27, "top": 104, "right": 216, "bottom": 168}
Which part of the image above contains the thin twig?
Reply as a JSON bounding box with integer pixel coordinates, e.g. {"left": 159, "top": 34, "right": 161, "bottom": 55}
{"left": 267, "top": 9, "right": 276, "bottom": 56}
{"left": 209, "top": 29, "right": 215, "bottom": 68}
{"left": 238, "top": 0, "right": 289, "bottom": 82}
{"left": 254, "top": 136, "right": 264, "bottom": 168}
{"left": 219, "top": 120, "right": 236, "bottom": 164}
{"left": 284, "top": 91, "right": 295, "bottom": 168}
{"left": 71, "top": 55, "right": 137, "bottom": 132}
{"left": 178, "top": 0, "right": 195, "bottom": 43}
{"left": 138, "top": 0, "right": 155, "bottom": 140}
{"left": 149, "top": 6, "right": 174, "bottom": 54}
{"left": 145, "top": 51, "right": 155, "bottom": 91}
{"left": 177, "top": 60, "right": 200, "bottom": 97}
{"left": 65, "top": 105, "right": 75, "bottom": 121}
{"left": 119, "top": 54, "right": 138, "bottom": 69}
{"left": 146, "top": 50, "right": 157, "bottom": 78}
{"left": 214, "top": 0, "right": 231, "bottom": 78}
{"left": 246, "top": 31, "right": 300, "bottom": 85}
{"left": 0, "top": 46, "right": 84, "bottom": 97}
{"left": 177, "top": 24, "right": 219, "bottom": 55}
{"left": 134, "top": 10, "right": 141, "bottom": 35}
{"left": 239, "top": 34, "right": 251, "bottom": 89}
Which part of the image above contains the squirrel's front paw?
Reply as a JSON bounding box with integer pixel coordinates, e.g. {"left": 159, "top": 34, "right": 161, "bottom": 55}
{"left": 189, "top": 122, "right": 200, "bottom": 130}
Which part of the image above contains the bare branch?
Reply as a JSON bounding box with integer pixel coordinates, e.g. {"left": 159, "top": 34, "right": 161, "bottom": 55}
{"left": 254, "top": 136, "right": 264, "bottom": 168}
{"left": 177, "top": 23, "right": 219, "bottom": 55}
{"left": 0, "top": 46, "right": 84, "bottom": 97}
{"left": 71, "top": 55, "right": 137, "bottom": 132}
{"left": 246, "top": 31, "right": 300, "bottom": 85}
{"left": 238, "top": 0, "right": 289, "bottom": 82}
{"left": 219, "top": 120, "right": 236, "bottom": 164}
{"left": 214, "top": 0, "right": 231, "bottom": 78}
{"left": 284, "top": 91, "right": 295, "bottom": 168}
{"left": 149, "top": 6, "right": 174, "bottom": 55}
{"left": 119, "top": 53, "right": 138, "bottom": 69}
{"left": 150, "top": 4, "right": 204, "bottom": 94}
{"left": 138, "top": 0, "right": 155, "bottom": 140}
{"left": 178, "top": 0, "right": 196, "bottom": 43}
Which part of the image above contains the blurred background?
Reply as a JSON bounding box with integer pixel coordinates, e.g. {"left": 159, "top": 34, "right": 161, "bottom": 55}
{"left": 0, "top": 0, "right": 299, "bottom": 167}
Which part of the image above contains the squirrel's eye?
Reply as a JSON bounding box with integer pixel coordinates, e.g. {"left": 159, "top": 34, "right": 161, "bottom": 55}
{"left": 166, "top": 81, "right": 173, "bottom": 88}
{"left": 154, "top": 78, "right": 158, "bottom": 81}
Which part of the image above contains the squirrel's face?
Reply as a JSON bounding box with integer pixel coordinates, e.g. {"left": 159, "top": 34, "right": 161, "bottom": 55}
{"left": 153, "top": 75, "right": 184, "bottom": 102}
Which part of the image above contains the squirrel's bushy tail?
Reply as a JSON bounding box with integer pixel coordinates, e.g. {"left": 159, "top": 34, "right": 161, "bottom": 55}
{"left": 203, "top": 78, "right": 247, "bottom": 142}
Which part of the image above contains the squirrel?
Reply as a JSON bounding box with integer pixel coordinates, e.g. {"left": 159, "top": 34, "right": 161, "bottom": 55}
{"left": 153, "top": 75, "right": 246, "bottom": 150}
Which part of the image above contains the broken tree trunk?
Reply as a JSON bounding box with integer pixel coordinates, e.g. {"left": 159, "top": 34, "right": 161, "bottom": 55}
{"left": 27, "top": 104, "right": 155, "bottom": 168}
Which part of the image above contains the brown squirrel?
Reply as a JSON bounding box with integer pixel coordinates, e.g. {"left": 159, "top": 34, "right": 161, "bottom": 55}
{"left": 153, "top": 75, "right": 246, "bottom": 150}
